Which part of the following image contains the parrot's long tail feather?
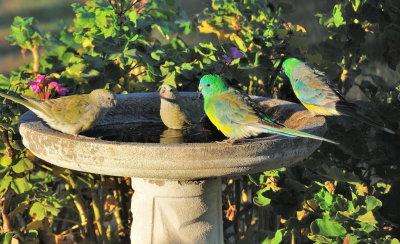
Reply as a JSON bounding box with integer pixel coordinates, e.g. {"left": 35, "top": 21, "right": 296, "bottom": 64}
{"left": 261, "top": 126, "right": 339, "bottom": 144}
{"left": 0, "top": 92, "right": 46, "bottom": 116}
{"left": 337, "top": 105, "right": 395, "bottom": 134}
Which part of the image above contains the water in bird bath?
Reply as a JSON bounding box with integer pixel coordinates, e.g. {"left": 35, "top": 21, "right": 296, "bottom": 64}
{"left": 82, "top": 122, "right": 226, "bottom": 143}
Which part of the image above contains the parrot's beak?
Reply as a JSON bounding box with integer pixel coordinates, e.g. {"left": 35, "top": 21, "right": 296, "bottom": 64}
{"left": 159, "top": 86, "right": 166, "bottom": 96}
{"left": 196, "top": 84, "right": 203, "bottom": 100}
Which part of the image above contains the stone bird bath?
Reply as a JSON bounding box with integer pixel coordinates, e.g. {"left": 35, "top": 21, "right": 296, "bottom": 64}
{"left": 19, "top": 92, "right": 329, "bottom": 244}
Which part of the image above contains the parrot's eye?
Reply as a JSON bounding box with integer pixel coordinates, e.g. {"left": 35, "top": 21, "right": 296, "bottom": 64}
{"left": 206, "top": 84, "right": 211, "bottom": 87}
{"left": 169, "top": 89, "right": 173, "bottom": 92}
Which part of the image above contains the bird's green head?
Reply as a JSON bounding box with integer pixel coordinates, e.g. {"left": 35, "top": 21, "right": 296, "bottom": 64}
{"left": 282, "top": 58, "right": 303, "bottom": 79}
{"left": 198, "top": 74, "right": 229, "bottom": 99}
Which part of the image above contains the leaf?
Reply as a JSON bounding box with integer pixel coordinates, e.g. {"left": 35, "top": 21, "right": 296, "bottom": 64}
{"left": 12, "top": 158, "right": 34, "bottom": 173}
{"left": 29, "top": 202, "right": 47, "bottom": 221}
{"left": 355, "top": 184, "right": 368, "bottom": 196}
{"left": 357, "top": 211, "right": 378, "bottom": 225}
{"left": 198, "top": 42, "right": 217, "bottom": 51}
{"left": 10, "top": 177, "right": 32, "bottom": 194}
{"left": 365, "top": 196, "right": 382, "bottom": 211}
{"left": 0, "top": 156, "right": 13, "bottom": 167}
{"left": 315, "top": 189, "right": 333, "bottom": 210}
{"left": 151, "top": 50, "right": 164, "bottom": 61}
{"left": 0, "top": 74, "right": 9, "bottom": 89}
{"left": 343, "top": 235, "right": 359, "bottom": 244}
{"left": 161, "top": 72, "right": 177, "bottom": 87}
{"left": 351, "top": 0, "right": 366, "bottom": 11}
{"left": 333, "top": 4, "right": 346, "bottom": 27}
{"left": 261, "top": 230, "right": 283, "bottom": 244}
{"left": 310, "top": 218, "right": 347, "bottom": 237}
{"left": 391, "top": 239, "right": 400, "bottom": 244}
{"left": 333, "top": 194, "right": 355, "bottom": 213}
{"left": 253, "top": 188, "right": 271, "bottom": 206}
{"left": 231, "top": 34, "right": 247, "bottom": 52}
{"left": 0, "top": 232, "right": 14, "bottom": 244}
{"left": 0, "top": 174, "right": 12, "bottom": 193}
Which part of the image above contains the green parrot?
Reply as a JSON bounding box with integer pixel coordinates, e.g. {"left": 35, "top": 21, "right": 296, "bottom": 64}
{"left": 159, "top": 84, "right": 204, "bottom": 130}
{"left": 282, "top": 58, "right": 394, "bottom": 134}
{"left": 198, "top": 74, "right": 338, "bottom": 144}
{"left": 0, "top": 89, "right": 116, "bottom": 136}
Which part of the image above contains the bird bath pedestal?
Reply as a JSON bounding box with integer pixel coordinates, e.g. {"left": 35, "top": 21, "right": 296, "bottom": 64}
{"left": 19, "top": 92, "right": 328, "bottom": 244}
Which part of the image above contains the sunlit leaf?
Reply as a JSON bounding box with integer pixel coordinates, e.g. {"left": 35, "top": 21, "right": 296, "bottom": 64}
{"left": 333, "top": 4, "right": 346, "bottom": 27}
{"left": 10, "top": 177, "right": 32, "bottom": 194}
{"left": 12, "top": 158, "right": 34, "bottom": 173}
{"left": 311, "top": 218, "right": 347, "bottom": 237}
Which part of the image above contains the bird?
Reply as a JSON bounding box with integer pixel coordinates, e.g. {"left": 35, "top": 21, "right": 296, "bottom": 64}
{"left": 0, "top": 89, "right": 117, "bottom": 136}
{"left": 282, "top": 58, "right": 395, "bottom": 134}
{"left": 159, "top": 84, "right": 204, "bottom": 130}
{"left": 198, "top": 74, "right": 338, "bottom": 144}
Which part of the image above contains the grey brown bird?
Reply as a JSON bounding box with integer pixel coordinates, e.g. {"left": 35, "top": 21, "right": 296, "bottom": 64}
{"left": 0, "top": 89, "right": 116, "bottom": 136}
{"left": 159, "top": 84, "right": 204, "bottom": 130}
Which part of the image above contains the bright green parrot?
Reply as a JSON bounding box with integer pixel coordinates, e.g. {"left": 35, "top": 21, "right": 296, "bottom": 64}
{"left": 198, "top": 74, "right": 338, "bottom": 144}
{"left": 282, "top": 58, "right": 394, "bottom": 134}
{"left": 159, "top": 84, "right": 204, "bottom": 130}
{"left": 0, "top": 89, "right": 116, "bottom": 136}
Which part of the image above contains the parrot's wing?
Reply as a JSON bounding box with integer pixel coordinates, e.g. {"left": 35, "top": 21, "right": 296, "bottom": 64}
{"left": 229, "top": 88, "right": 285, "bottom": 126}
{"left": 213, "top": 89, "right": 283, "bottom": 129}
{"left": 292, "top": 64, "right": 344, "bottom": 107}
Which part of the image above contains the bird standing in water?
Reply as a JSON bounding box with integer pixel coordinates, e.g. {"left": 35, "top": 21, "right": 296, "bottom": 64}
{"left": 159, "top": 84, "right": 204, "bottom": 130}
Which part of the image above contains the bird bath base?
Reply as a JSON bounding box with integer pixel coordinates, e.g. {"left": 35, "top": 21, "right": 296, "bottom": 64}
{"left": 19, "top": 92, "right": 329, "bottom": 244}
{"left": 131, "top": 178, "right": 223, "bottom": 243}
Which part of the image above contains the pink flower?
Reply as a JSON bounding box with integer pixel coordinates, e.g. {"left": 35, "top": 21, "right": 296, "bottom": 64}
{"left": 49, "top": 81, "right": 61, "bottom": 88}
{"left": 26, "top": 81, "right": 40, "bottom": 93}
{"left": 49, "top": 81, "right": 69, "bottom": 95}
{"left": 35, "top": 75, "right": 46, "bottom": 83}
{"left": 26, "top": 75, "right": 68, "bottom": 100}
{"left": 56, "top": 87, "right": 69, "bottom": 95}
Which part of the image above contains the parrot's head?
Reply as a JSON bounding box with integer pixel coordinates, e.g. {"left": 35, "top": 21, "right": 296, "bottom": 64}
{"left": 91, "top": 89, "right": 117, "bottom": 108}
{"left": 198, "top": 74, "right": 228, "bottom": 99}
{"left": 159, "top": 84, "right": 179, "bottom": 99}
{"left": 282, "top": 58, "right": 303, "bottom": 79}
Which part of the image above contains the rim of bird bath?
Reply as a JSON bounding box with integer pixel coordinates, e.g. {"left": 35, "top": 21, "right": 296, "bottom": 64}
{"left": 18, "top": 92, "right": 328, "bottom": 180}
{"left": 18, "top": 92, "right": 329, "bottom": 244}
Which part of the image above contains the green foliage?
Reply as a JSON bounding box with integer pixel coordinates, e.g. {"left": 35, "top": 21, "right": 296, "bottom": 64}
{"left": 6, "top": 16, "right": 45, "bottom": 50}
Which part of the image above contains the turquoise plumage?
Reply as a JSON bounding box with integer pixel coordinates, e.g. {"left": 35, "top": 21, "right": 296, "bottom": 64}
{"left": 282, "top": 58, "right": 394, "bottom": 134}
{"left": 198, "top": 74, "right": 338, "bottom": 144}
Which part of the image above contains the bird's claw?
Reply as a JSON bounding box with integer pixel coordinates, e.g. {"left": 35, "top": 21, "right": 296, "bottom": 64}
{"left": 216, "top": 138, "right": 237, "bottom": 145}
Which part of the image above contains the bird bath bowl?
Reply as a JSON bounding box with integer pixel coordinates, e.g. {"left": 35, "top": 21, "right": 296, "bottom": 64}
{"left": 19, "top": 92, "right": 328, "bottom": 244}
